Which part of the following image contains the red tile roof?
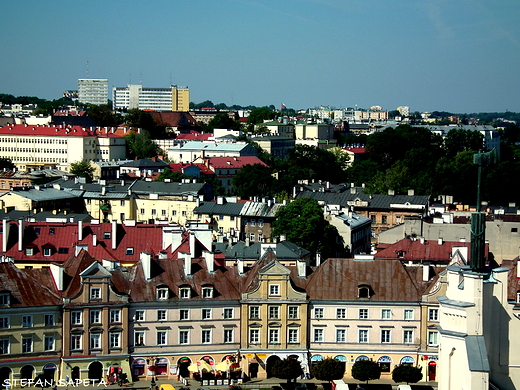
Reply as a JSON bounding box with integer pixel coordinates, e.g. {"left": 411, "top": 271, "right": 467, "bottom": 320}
{"left": 203, "top": 156, "right": 267, "bottom": 169}
{"left": 176, "top": 133, "right": 212, "bottom": 141}
{"left": 374, "top": 238, "right": 488, "bottom": 263}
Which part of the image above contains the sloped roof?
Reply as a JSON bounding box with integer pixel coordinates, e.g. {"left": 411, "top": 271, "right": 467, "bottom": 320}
{"left": 240, "top": 202, "right": 283, "bottom": 218}
{"left": 205, "top": 156, "right": 267, "bottom": 169}
{"left": 302, "top": 258, "right": 438, "bottom": 301}
{"left": 213, "top": 241, "right": 310, "bottom": 260}
{"left": 374, "top": 238, "right": 487, "bottom": 263}
{"left": 0, "top": 124, "right": 122, "bottom": 138}
{"left": 0, "top": 187, "right": 79, "bottom": 201}
{"left": 0, "top": 262, "right": 61, "bottom": 306}
{"left": 194, "top": 201, "right": 245, "bottom": 216}
{"left": 120, "top": 159, "right": 169, "bottom": 169}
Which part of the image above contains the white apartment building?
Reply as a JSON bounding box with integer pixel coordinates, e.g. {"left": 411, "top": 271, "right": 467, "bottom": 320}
{"left": 0, "top": 124, "right": 126, "bottom": 171}
{"left": 78, "top": 79, "right": 109, "bottom": 105}
{"left": 113, "top": 84, "right": 190, "bottom": 112}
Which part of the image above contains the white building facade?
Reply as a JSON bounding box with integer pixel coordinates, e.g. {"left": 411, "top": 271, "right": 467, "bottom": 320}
{"left": 78, "top": 79, "right": 109, "bottom": 105}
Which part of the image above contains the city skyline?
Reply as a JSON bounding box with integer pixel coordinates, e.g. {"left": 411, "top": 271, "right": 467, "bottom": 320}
{"left": 2, "top": 0, "right": 519, "bottom": 113}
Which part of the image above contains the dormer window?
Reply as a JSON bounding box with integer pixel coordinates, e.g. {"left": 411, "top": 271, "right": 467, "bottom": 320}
{"left": 179, "top": 287, "right": 190, "bottom": 299}
{"left": 126, "top": 247, "right": 134, "bottom": 255}
{"left": 157, "top": 287, "right": 169, "bottom": 300}
{"left": 202, "top": 287, "right": 213, "bottom": 299}
{"left": 90, "top": 287, "right": 101, "bottom": 300}
{"left": 0, "top": 294, "right": 9, "bottom": 306}
{"left": 26, "top": 247, "right": 34, "bottom": 256}
{"left": 49, "top": 228, "right": 55, "bottom": 235}
{"left": 43, "top": 247, "right": 52, "bottom": 257}
{"left": 358, "top": 285, "right": 372, "bottom": 299}
{"left": 104, "top": 232, "right": 111, "bottom": 239}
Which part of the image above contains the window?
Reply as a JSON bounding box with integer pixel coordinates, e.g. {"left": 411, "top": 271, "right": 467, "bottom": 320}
{"left": 103, "top": 232, "right": 111, "bottom": 239}
{"left": 224, "top": 329, "right": 233, "bottom": 343}
{"left": 258, "top": 219, "right": 264, "bottom": 227}
{"left": 43, "top": 335, "right": 54, "bottom": 351}
{"left": 428, "top": 331, "right": 438, "bottom": 346}
{"left": 288, "top": 328, "right": 299, "bottom": 343}
{"left": 0, "top": 317, "right": 8, "bottom": 328}
{"left": 58, "top": 247, "right": 68, "bottom": 254}
{"left": 182, "top": 211, "right": 187, "bottom": 217}
{"left": 161, "top": 210, "right": 166, "bottom": 216}
{"left": 90, "top": 310, "right": 101, "bottom": 324}
{"left": 110, "top": 309, "right": 121, "bottom": 323}
{"left": 404, "top": 330, "right": 414, "bottom": 344}
{"left": 249, "top": 329, "right": 260, "bottom": 344}
{"left": 179, "top": 330, "right": 189, "bottom": 345}
{"left": 382, "top": 215, "right": 387, "bottom": 224}
{"left": 336, "top": 308, "right": 346, "bottom": 319}
{"left": 288, "top": 306, "right": 299, "bottom": 319}
{"left": 135, "top": 310, "right": 145, "bottom": 322}
{"left": 404, "top": 310, "right": 414, "bottom": 320}
{"left": 269, "top": 328, "right": 280, "bottom": 344}
{"left": 22, "top": 336, "right": 33, "bottom": 353}
{"left": 314, "top": 308, "right": 324, "bottom": 319}
{"left": 43, "top": 247, "right": 51, "bottom": 256}
{"left": 359, "top": 309, "right": 368, "bottom": 319}
{"left": 219, "top": 215, "right": 224, "bottom": 220}
{"left": 202, "top": 309, "right": 212, "bottom": 320}
{"left": 358, "top": 286, "right": 370, "bottom": 298}
{"left": 172, "top": 210, "right": 177, "bottom": 216}
{"left": 336, "top": 329, "right": 346, "bottom": 343}
{"left": 157, "top": 331, "right": 167, "bottom": 346}
{"left": 269, "top": 306, "right": 279, "bottom": 319}
{"left": 381, "top": 329, "right": 391, "bottom": 343}
{"left": 179, "top": 288, "right": 190, "bottom": 299}
{"left": 90, "top": 287, "right": 101, "bottom": 300}
{"left": 201, "top": 329, "right": 211, "bottom": 344}
{"left": 428, "top": 308, "right": 439, "bottom": 321}
{"left": 230, "top": 216, "right": 235, "bottom": 221}
{"left": 22, "top": 315, "right": 33, "bottom": 327}
{"left": 223, "top": 308, "right": 233, "bottom": 319}
{"left": 202, "top": 287, "right": 213, "bottom": 298}
{"left": 140, "top": 209, "right": 145, "bottom": 215}
{"left": 151, "top": 209, "right": 156, "bottom": 215}
{"left": 135, "top": 331, "right": 145, "bottom": 346}
{"left": 0, "top": 338, "right": 9, "bottom": 354}
{"left": 120, "top": 200, "right": 125, "bottom": 206}
{"left": 157, "top": 287, "right": 169, "bottom": 300}
{"left": 126, "top": 247, "right": 134, "bottom": 255}
{"left": 157, "top": 310, "right": 167, "bottom": 321}
{"left": 44, "top": 314, "right": 54, "bottom": 326}
{"left": 71, "top": 311, "right": 82, "bottom": 325}
{"left": 269, "top": 284, "right": 280, "bottom": 296}
{"left": 110, "top": 332, "right": 121, "bottom": 349}
{"left": 180, "top": 309, "right": 189, "bottom": 320}
{"left": 250, "top": 219, "right": 256, "bottom": 227}
{"left": 313, "top": 328, "right": 324, "bottom": 342}
{"left": 358, "top": 329, "right": 368, "bottom": 343}
{"left": 89, "top": 333, "right": 101, "bottom": 350}
{"left": 249, "top": 306, "right": 260, "bottom": 319}
{"left": 381, "top": 309, "right": 391, "bottom": 319}
{"left": 0, "top": 293, "right": 9, "bottom": 305}
{"left": 49, "top": 228, "right": 55, "bottom": 235}
{"left": 26, "top": 247, "right": 34, "bottom": 256}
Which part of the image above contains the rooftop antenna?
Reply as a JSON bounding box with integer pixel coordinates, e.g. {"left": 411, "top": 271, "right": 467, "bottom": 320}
{"left": 86, "top": 60, "right": 89, "bottom": 78}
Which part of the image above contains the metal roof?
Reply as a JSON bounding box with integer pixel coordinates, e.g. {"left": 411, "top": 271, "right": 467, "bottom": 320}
{"left": 195, "top": 201, "right": 245, "bottom": 216}
{"left": 240, "top": 202, "right": 283, "bottom": 218}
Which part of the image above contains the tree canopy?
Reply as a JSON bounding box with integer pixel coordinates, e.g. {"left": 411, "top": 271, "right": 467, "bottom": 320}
{"left": 351, "top": 360, "right": 381, "bottom": 384}
{"left": 232, "top": 163, "right": 275, "bottom": 199}
{"left": 391, "top": 365, "right": 423, "bottom": 384}
{"left": 124, "top": 130, "right": 159, "bottom": 159}
{"left": 271, "top": 357, "right": 303, "bottom": 384}
{"left": 311, "top": 358, "right": 345, "bottom": 382}
{"left": 70, "top": 160, "right": 95, "bottom": 183}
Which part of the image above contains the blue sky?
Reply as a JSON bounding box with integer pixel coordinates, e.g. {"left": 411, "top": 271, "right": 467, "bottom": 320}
{"left": 2, "top": 0, "right": 519, "bottom": 113}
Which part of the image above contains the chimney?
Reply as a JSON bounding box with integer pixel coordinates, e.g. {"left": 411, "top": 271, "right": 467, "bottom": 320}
{"left": 181, "top": 252, "right": 192, "bottom": 276}
{"left": 237, "top": 258, "right": 244, "bottom": 275}
{"left": 388, "top": 189, "right": 395, "bottom": 196}
{"left": 203, "top": 250, "right": 214, "bottom": 273}
{"left": 408, "top": 189, "right": 415, "bottom": 196}
{"left": 420, "top": 236, "right": 425, "bottom": 244}
{"left": 18, "top": 219, "right": 24, "bottom": 252}
{"left": 422, "top": 265, "right": 430, "bottom": 282}
{"left": 140, "top": 252, "right": 152, "bottom": 281}
{"left": 92, "top": 234, "right": 97, "bottom": 247}
{"left": 2, "top": 220, "right": 10, "bottom": 253}
{"left": 217, "top": 197, "right": 224, "bottom": 205}
{"left": 78, "top": 220, "right": 83, "bottom": 241}
{"left": 111, "top": 221, "right": 117, "bottom": 249}
{"left": 438, "top": 238, "right": 443, "bottom": 245}
{"left": 297, "top": 260, "right": 306, "bottom": 278}
{"left": 350, "top": 187, "right": 356, "bottom": 194}
{"left": 189, "top": 232, "right": 195, "bottom": 258}
{"left": 50, "top": 263, "right": 64, "bottom": 291}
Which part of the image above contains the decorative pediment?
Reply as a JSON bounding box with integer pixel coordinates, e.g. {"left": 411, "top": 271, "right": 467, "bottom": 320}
{"left": 80, "top": 261, "right": 112, "bottom": 278}
{"left": 259, "top": 260, "right": 291, "bottom": 276}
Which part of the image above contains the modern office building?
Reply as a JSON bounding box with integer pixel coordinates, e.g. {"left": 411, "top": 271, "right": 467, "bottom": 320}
{"left": 77, "top": 79, "right": 109, "bottom": 105}
{"left": 113, "top": 85, "right": 190, "bottom": 112}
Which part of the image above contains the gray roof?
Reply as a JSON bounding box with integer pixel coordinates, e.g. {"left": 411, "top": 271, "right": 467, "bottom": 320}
{"left": 240, "top": 202, "right": 284, "bottom": 218}
{"left": 131, "top": 181, "right": 206, "bottom": 195}
{"left": 214, "top": 241, "right": 310, "bottom": 260}
{"left": 466, "top": 335, "right": 490, "bottom": 372}
{"left": 120, "top": 158, "right": 168, "bottom": 168}
{"left": 169, "top": 141, "right": 252, "bottom": 152}
{"left": 296, "top": 189, "right": 429, "bottom": 210}
{"left": 335, "top": 212, "right": 371, "bottom": 229}
{"left": 0, "top": 210, "right": 91, "bottom": 222}
{"left": 0, "top": 187, "right": 78, "bottom": 202}
{"left": 194, "top": 201, "right": 245, "bottom": 216}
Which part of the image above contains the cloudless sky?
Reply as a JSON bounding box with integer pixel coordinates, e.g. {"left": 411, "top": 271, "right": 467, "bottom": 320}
{"left": 2, "top": 0, "right": 519, "bottom": 113}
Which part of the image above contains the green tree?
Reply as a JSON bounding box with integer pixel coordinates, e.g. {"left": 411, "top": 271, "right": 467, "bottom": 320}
{"left": 202, "top": 113, "right": 241, "bottom": 132}
{"left": 156, "top": 169, "right": 193, "bottom": 183}
{"left": 271, "top": 357, "right": 303, "bottom": 385}
{"left": 124, "top": 109, "right": 158, "bottom": 134}
{"left": 124, "top": 130, "right": 159, "bottom": 159}
{"left": 231, "top": 164, "right": 275, "bottom": 199}
{"left": 272, "top": 197, "right": 340, "bottom": 257}
{"left": 0, "top": 158, "right": 15, "bottom": 170}
{"left": 311, "top": 358, "right": 345, "bottom": 383}
{"left": 443, "top": 128, "right": 485, "bottom": 157}
{"left": 392, "top": 365, "right": 423, "bottom": 384}
{"left": 351, "top": 360, "right": 381, "bottom": 385}
{"left": 70, "top": 160, "right": 95, "bottom": 183}
{"left": 247, "top": 107, "right": 276, "bottom": 125}
{"left": 87, "top": 104, "right": 123, "bottom": 127}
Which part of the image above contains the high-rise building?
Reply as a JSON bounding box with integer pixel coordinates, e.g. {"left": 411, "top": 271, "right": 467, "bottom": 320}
{"left": 112, "top": 84, "right": 190, "bottom": 112}
{"left": 77, "top": 79, "right": 109, "bottom": 105}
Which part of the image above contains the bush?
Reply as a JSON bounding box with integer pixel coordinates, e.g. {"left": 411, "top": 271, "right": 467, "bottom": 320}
{"left": 392, "top": 365, "right": 423, "bottom": 384}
